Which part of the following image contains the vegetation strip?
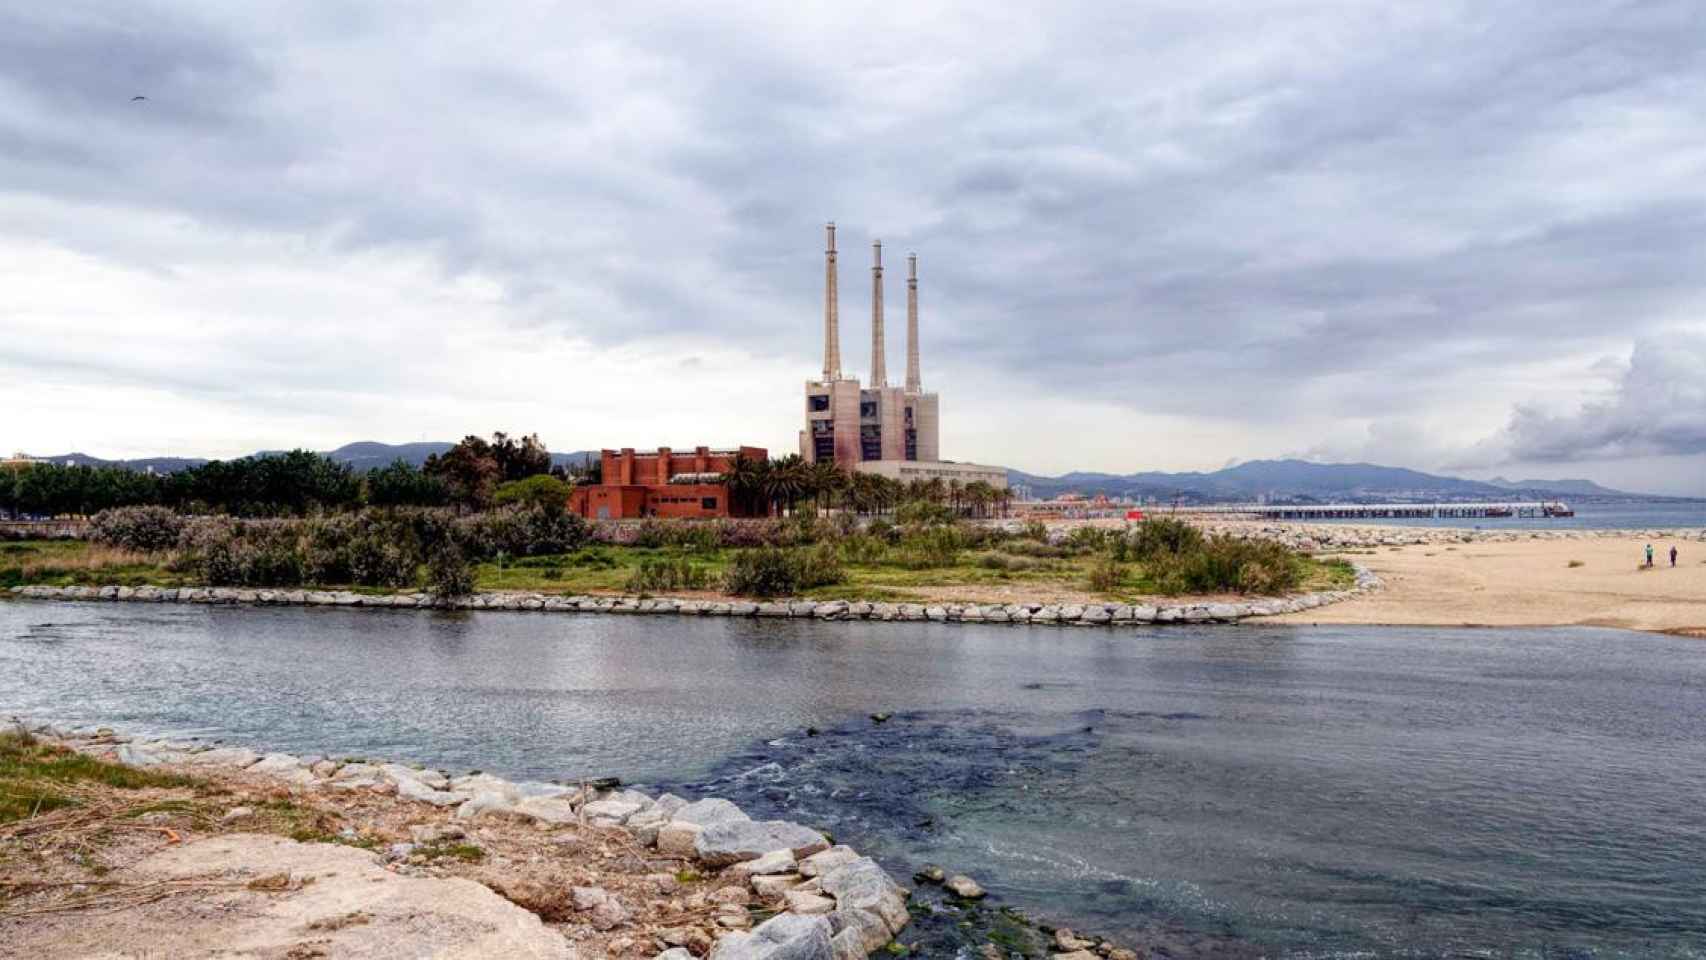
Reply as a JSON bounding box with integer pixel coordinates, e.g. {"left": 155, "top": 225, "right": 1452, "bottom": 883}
{"left": 7, "top": 560, "right": 1379, "bottom": 625}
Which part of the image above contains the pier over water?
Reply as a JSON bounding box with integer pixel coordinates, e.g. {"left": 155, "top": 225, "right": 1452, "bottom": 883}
{"left": 1174, "top": 501, "right": 1573, "bottom": 520}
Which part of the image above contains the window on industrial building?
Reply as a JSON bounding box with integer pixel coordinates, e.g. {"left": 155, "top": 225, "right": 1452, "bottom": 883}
{"left": 702, "top": 497, "right": 717, "bottom": 510}
{"left": 860, "top": 401, "right": 877, "bottom": 417}
{"left": 809, "top": 395, "right": 829, "bottom": 411}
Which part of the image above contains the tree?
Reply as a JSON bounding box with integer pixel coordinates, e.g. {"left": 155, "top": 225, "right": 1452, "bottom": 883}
{"left": 365, "top": 459, "right": 450, "bottom": 507}
{"left": 810, "top": 460, "right": 847, "bottom": 514}
{"left": 763, "top": 455, "right": 811, "bottom": 517}
{"left": 724, "top": 457, "right": 768, "bottom": 517}
{"left": 489, "top": 432, "right": 552, "bottom": 482}
{"left": 423, "top": 436, "right": 502, "bottom": 510}
{"left": 492, "top": 474, "right": 573, "bottom": 509}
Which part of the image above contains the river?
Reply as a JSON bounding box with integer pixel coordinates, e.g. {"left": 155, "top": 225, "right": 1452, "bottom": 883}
{"left": 2, "top": 601, "right": 1703, "bottom": 958}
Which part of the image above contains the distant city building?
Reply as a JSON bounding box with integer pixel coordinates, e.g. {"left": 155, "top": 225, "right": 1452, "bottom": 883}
{"left": 567, "top": 445, "right": 768, "bottom": 520}
{"left": 2, "top": 453, "right": 41, "bottom": 470}
{"left": 799, "top": 223, "right": 1003, "bottom": 489}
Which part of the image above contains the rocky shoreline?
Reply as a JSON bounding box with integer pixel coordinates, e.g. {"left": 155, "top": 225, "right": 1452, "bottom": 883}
{"left": 8, "top": 718, "right": 919, "bottom": 959}
{"left": 1194, "top": 520, "right": 1706, "bottom": 550}
{"left": 5, "top": 562, "right": 1381, "bottom": 626}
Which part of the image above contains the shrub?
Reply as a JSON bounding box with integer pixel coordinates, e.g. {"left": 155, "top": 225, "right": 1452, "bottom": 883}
{"left": 1126, "top": 518, "right": 1203, "bottom": 561}
{"left": 1088, "top": 556, "right": 1126, "bottom": 593}
{"left": 425, "top": 542, "right": 476, "bottom": 598}
{"left": 894, "top": 526, "right": 962, "bottom": 569}
{"left": 626, "top": 557, "right": 712, "bottom": 595}
{"left": 88, "top": 506, "right": 185, "bottom": 552}
{"left": 895, "top": 501, "right": 955, "bottom": 528}
{"left": 838, "top": 534, "right": 889, "bottom": 565}
{"left": 1020, "top": 520, "right": 1048, "bottom": 542}
{"left": 634, "top": 520, "right": 719, "bottom": 554}
{"left": 723, "top": 545, "right": 844, "bottom": 598}
{"left": 461, "top": 505, "right": 589, "bottom": 558}
{"left": 491, "top": 475, "right": 573, "bottom": 510}
{"left": 998, "top": 539, "right": 1067, "bottom": 559}
{"left": 1148, "top": 535, "right": 1300, "bottom": 595}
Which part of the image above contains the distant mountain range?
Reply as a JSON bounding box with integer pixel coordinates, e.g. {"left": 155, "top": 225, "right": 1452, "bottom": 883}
{"left": 1006, "top": 459, "right": 1648, "bottom": 502}
{"left": 24, "top": 442, "right": 598, "bottom": 473}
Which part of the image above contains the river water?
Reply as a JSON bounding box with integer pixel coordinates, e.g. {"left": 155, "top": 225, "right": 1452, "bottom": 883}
{"left": 3, "top": 602, "right": 1703, "bottom": 958}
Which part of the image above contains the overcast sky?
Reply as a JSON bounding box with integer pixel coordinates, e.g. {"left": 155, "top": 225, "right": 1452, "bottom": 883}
{"left": 4, "top": 1, "right": 1705, "bottom": 494}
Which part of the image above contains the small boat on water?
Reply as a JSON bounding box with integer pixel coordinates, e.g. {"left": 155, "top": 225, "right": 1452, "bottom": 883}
{"left": 1543, "top": 501, "right": 1575, "bottom": 517}
{"left": 1485, "top": 506, "right": 1514, "bottom": 517}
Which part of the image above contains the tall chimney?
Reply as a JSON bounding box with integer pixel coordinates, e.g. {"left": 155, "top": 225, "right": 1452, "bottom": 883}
{"left": 870, "top": 239, "right": 887, "bottom": 387}
{"left": 822, "top": 222, "right": 841, "bottom": 382}
{"left": 905, "top": 252, "right": 921, "bottom": 393}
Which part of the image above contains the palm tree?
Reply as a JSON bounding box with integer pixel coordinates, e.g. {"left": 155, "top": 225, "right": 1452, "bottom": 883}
{"left": 948, "top": 479, "right": 965, "bottom": 516}
{"left": 765, "top": 455, "right": 811, "bottom": 516}
{"left": 724, "top": 457, "right": 767, "bottom": 516}
{"left": 964, "top": 481, "right": 993, "bottom": 518}
{"left": 810, "top": 460, "right": 846, "bottom": 514}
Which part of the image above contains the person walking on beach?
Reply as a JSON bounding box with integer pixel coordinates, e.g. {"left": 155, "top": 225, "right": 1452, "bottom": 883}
{"left": 1645, "top": 544, "right": 1654, "bottom": 567}
{"left": 1671, "top": 545, "right": 1678, "bottom": 568}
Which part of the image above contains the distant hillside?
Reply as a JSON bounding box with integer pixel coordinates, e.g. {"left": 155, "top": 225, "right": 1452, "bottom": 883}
{"left": 1007, "top": 459, "right": 1646, "bottom": 502}
{"left": 26, "top": 441, "right": 597, "bottom": 474}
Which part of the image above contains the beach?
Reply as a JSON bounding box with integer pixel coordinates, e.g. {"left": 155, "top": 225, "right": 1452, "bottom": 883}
{"left": 1273, "top": 533, "right": 1706, "bottom": 635}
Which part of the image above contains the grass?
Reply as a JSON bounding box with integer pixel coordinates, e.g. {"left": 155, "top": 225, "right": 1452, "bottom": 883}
{"left": 416, "top": 840, "right": 485, "bottom": 862}
{"left": 0, "top": 541, "right": 187, "bottom": 589}
{"left": 4, "top": 536, "right": 1352, "bottom": 604}
{"left": 0, "top": 729, "right": 200, "bottom": 824}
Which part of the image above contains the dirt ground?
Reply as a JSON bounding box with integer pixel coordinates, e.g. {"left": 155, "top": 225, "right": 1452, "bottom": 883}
{"left": 1272, "top": 536, "right": 1706, "bottom": 633}
{"left": 0, "top": 759, "right": 771, "bottom": 960}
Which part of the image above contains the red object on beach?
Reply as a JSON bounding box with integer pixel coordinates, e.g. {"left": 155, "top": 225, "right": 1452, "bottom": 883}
{"left": 1126, "top": 509, "right": 1146, "bottom": 521}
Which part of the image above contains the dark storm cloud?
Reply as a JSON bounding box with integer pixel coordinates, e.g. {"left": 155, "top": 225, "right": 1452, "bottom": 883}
{"left": 3, "top": 0, "right": 1705, "bottom": 462}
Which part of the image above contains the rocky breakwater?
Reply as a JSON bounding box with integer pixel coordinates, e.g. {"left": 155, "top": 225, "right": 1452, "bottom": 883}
{"left": 6, "top": 564, "right": 1382, "bottom": 626}
{"left": 17, "top": 720, "right": 913, "bottom": 960}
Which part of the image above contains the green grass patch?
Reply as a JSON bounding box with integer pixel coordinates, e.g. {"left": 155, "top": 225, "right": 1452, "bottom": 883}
{"left": 0, "top": 730, "right": 200, "bottom": 824}
{"left": 417, "top": 841, "right": 485, "bottom": 862}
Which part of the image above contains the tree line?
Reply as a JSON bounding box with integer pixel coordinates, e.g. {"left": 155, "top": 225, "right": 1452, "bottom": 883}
{"left": 1, "top": 433, "right": 573, "bottom": 519}
{"left": 3, "top": 435, "right": 1012, "bottom": 521}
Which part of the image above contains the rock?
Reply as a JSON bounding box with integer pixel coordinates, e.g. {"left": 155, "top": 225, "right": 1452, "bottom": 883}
{"left": 381, "top": 763, "right": 450, "bottom": 789}
{"left": 456, "top": 791, "right": 520, "bottom": 821}
{"left": 696, "top": 820, "right": 830, "bottom": 866}
{"left": 657, "top": 821, "right": 705, "bottom": 856}
{"left": 828, "top": 906, "right": 891, "bottom": 957}
{"left": 513, "top": 795, "right": 579, "bottom": 824}
{"left": 582, "top": 797, "right": 649, "bottom": 823}
{"left": 911, "top": 865, "right": 944, "bottom": 884}
{"left": 656, "top": 950, "right": 695, "bottom": 960}
{"left": 785, "top": 890, "right": 836, "bottom": 915}
{"left": 248, "top": 753, "right": 305, "bottom": 775}
{"left": 409, "top": 823, "right": 466, "bottom": 844}
{"left": 924, "top": 606, "right": 947, "bottom": 621}
{"left": 675, "top": 797, "right": 752, "bottom": 828}
{"left": 750, "top": 873, "right": 804, "bottom": 897}
{"left": 1080, "top": 606, "right": 1112, "bottom": 624}
{"left": 385, "top": 842, "right": 416, "bottom": 862}
{"left": 331, "top": 762, "right": 381, "bottom": 781}
{"left": 818, "top": 858, "right": 909, "bottom": 937}
{"left": 1055, "top": 952, "right": 1099, "bottom": 960}
{"left": 797, "top": 846, "right": 860, "bottom": 879}
{"left": 1106, "top": 950, "right": 1139, "bottom": 960}
{"left": 220, "top": 806, "right": 254, "bottom": 823}
{"left": 186, "top": 747, "right": 261, "bottom": 769}
{"left": 708, "top": 912, "right": 833, "bottom": 960}
{"left": 572, "top": 885, "right": 630, "bottom": 931}
{"left": 396, "top": 776, "right": 471, "bottom": 807}
{"left": 944, "top": 874, "right": 985, "bottom": 899}
{"left": 729, "top": 848, "right": 796, "bottom": 878}
{"left": 1055, "top": 929, "right": 1094, "bottom": 951}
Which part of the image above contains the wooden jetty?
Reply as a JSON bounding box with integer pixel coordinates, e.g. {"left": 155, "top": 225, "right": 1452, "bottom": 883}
{"left": 1173, "top": 501, "right": 1573, "bottom": 521}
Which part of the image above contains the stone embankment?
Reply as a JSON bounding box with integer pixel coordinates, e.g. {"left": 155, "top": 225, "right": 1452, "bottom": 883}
{"left": 15, "top": 720, "right": 914, "bottom": 960}
{"left": 7, "top": 563, "right": 1382, "bottom": 626}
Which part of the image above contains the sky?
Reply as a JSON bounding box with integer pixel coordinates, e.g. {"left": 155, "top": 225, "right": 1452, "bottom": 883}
{"left": 3, "top": 2, "right": 1705, "bottom": 495}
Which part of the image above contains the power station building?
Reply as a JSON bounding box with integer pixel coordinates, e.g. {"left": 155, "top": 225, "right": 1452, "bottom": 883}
{"left": 801, "top": 223, "right": 1004, "bottom": 490}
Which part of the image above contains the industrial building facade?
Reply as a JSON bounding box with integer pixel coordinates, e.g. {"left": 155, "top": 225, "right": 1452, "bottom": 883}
{"left": 801, "top": 223, "right": 1001, "bottom": 489}
{"left": 567, "top": 445, "right": 768, "bottom": 520}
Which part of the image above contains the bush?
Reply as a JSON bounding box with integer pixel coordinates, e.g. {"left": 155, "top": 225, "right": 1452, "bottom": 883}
{"left": 895, "top": 501, "right": 955, "bottom": 527}
{"left": 491, "top": 475, "right": 573, "bottom": 510}
{"left": 88, "top": 506, "right": 185, "bottom": 552}
{"left": 838, "top": 534, "right": 889, "bottom": 565}
{"left": 626, "top": 557, "right": 712, "bottom": 595}
{"left": 633, "top": 520, "right": 719, "bottom": 554}
{"left": 723, "top": 545, "right": 845, "bottom": 598}
{"left": 1148, "top": 535, "right": 1300, "bottom": 595}
{"left": 1126, "top": 518, "right": 1203, "bottom": 561}
{"left": 1088, "top": 556, "right": 1126, "bottom": 593}
{"left": 460, "top": 505, "right": 589, "bottom": 558}
{"left": 894, "top": 526, "right": 962, "bottom": 569}
{"left": 425, "top": 542, "right": 476, "bottom": 598}
{"left": 1020, "top": 520, "right": 1048, "bottom": 542}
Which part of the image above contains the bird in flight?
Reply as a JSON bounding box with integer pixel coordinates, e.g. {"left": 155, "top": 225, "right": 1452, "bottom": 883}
{"left": 131, "top": 95, "right": 147, "bottom": 101}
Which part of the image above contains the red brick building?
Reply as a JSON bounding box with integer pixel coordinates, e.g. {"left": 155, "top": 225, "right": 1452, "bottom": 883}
{"left": 567, "top": 446, "right": 768, "bottom": 520}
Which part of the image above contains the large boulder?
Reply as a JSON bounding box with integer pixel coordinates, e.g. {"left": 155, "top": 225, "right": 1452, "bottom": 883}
{"left": 818, "top": 858, "right": 908, "bottom": 937}
{"left": 708, "top": 912, "right": 832, "bottom": 960}
{"left": 695, "top": 821, "right": 829, "bottom": 866}
{"left": 396, "top": 776, "right": 472, "bottom": 808}
{"left": 797, "top": 846, "right": 860, "bottom": 879}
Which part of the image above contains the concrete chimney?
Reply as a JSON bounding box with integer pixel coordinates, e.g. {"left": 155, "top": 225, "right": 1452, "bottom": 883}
{"left": 823, "top": 222, "right": 841, "bottom": 382}
{"left": 870, "top": 239, "right": 887, "bottom": 387}
{"left": 905, "top": 252, "right": 921, "bottom": 393}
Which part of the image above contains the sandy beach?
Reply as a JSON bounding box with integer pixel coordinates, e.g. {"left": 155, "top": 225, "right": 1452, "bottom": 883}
{"left": 1274, "top": 534, "right": 1706, "bottom": 635}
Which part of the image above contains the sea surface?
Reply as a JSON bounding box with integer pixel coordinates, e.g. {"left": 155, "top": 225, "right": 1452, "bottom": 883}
{"left": 1291, "top": 498, "right": 1705, "bottom": 531}
{"left": 3, "top": 602, "right": 1703, "bottom": 958}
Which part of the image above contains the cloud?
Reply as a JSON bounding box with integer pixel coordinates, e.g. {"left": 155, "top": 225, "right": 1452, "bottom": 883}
{"left": 1501, "top": 334, "right": 1706, "bottom": 462}
{"left": 2, "top": 0, "right": 1705, "bottom": 488}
